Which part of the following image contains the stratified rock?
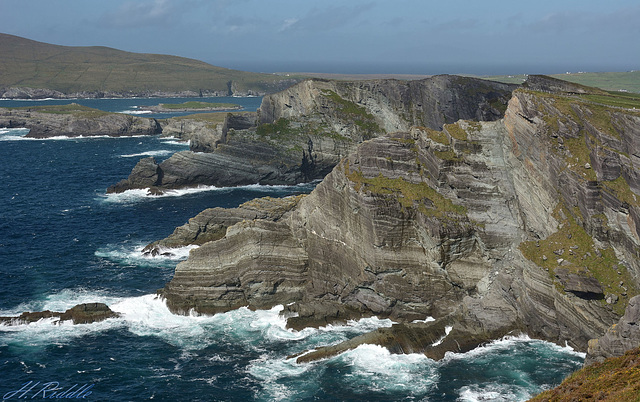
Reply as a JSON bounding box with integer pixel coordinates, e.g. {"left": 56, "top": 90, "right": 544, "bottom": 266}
{"left": 143, "top": 195, "right": 305, "bottom": 254}
{"left": 585, "top": 295, "right": 640, "bottom": 365}
{"left": 555, "top": 268, "right": 604, "bottom": 299}
{"left": 0, "top": 303, "right": 120, "bottom": 325}
{"left": 0, "top": 104, "right": 161, "bottom": 138}
{"left": 107, "top": 157, "right": 162, "bottom": 194}
{"left": 109, "top": 76, "right": 516, "bottom": 192}
{"left": 156, "top": 76, "right": 640, "bottom": 361}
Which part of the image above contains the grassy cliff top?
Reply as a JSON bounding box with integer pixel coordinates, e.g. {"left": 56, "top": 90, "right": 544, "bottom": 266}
{"left": 0, "top": 33, "right": 296, "bottom": 94}
{"left": 529, "top": 346, "right": 640, "bottom": 401}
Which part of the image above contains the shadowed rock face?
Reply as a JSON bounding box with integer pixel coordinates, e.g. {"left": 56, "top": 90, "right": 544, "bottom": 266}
{"left": 156, "top": 76, "right": 640, "bottom": 362}
{"left": 0, "top": 303, "right": 120, "bottom": 325}
{"left": 108, "top": 76, "right": 516, "bottom": 193}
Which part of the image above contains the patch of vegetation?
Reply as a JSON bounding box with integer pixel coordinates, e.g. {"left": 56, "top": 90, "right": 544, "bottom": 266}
{"left": 579, "top": 91, "right": 640, "bottom": 110}
{"left": 169, "top": 112, "right": 234, "bottom": 124}
{"left": 529, "top": 346, "right": 640, "bottom": 402}
{"left": 434, "top": 149, "right": 462, "bottom": 162}
{"left": 10, "top": 103, "right": 110, "bottom": 117}
{"left": 417, "top": 127, "right": 450, "bottom": 145}
{"left": 443, "top": 122, "right": 468, "bottom": 141}
{"left": 344, "top": 161, "right": 467, "bottom": 219}
{"left": 519, "top": 205, "right": 638, "bottom": 315}
{"left": 602, "top": 176, "right": 640, "bottom": 208}
{"left": 159, "top": 101, "right": 241, "bottom": 110}
{"left": 321, "top": 89, "right": 382, "bottom": 138}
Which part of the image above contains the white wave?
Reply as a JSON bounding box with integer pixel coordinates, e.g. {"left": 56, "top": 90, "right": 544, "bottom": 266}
{"left": 160, "top": 138, "right": 190, "bottom": 146}
{"left": 335, "top": 344, "right": 438, "bottom": 394}
{"left": 95, "top": 243, "right": 198, "bottom": 266}
{"left": 458, "top": 384, "right": 533, "bottom": 402}
{"left": 0, "top": 130, "right": 150, "bottom": 141}
{"left": 100, "top": 181, "right": 316, "bottom": 204}
{"left": 120, "top": 150, "right": 174, "bottom": 158}
{"left": 119, "top": 109, "right": 153, "bottom": 115}
{"left": 0, "top": 127, "right": 30, "bottom": 140}
{"left": 431, "top": 325, "right": 452, "bottom": 346}
{"left": 411, "top": 316, "right": 435, "bottom": 324}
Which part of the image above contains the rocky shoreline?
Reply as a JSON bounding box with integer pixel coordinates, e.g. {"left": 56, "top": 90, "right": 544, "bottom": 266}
{"left": 0, "top": 104, "right": 162, "bottom": 138}
{"left": 137, "top": 104, "right": 243, "bottom": 113}
{"left": 146, "top": 75, "right": 640, "bottom": 368}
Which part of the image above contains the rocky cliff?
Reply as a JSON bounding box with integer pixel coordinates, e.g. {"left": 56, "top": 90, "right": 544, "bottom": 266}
{"left": 0, "top": 104, "right": 161, "bottom": 137}
{"left": 154, "top": 76, "right": 640, "bottom": 363}
{"left": 108, "top": 75, "right": 515, "bottom": 193}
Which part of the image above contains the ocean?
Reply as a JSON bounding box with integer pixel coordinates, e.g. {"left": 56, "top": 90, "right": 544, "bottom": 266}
{"left": 0, "top": 97, "right": 584, "bottom": 401}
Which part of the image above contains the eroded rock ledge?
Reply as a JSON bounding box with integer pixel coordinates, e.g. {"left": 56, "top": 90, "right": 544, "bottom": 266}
{"left": 155, "top": 76, "right": 640, "bottom": 362}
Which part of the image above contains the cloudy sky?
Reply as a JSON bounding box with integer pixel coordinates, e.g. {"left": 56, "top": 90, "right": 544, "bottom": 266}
{"left": 1, "top": 0, "right": 639, "bottom": 75}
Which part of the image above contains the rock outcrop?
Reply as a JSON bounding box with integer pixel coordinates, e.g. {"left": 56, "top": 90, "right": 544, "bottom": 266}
{"left": 108, "top": 76, "right": 516, "bottom": 192}
{"left": 586, "top": 295, "right": 640, "bottom": 365}
{"left": 0, "top": 104, "right": 161, "bottom": 138}
{"left": 0, "top": 303, "right": 120, "bottom": 325}
{"left": 156, "top": 76, "right": 640, "bottom": 361}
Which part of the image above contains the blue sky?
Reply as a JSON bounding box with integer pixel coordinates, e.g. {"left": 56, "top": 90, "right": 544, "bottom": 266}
{"left": 1, "top": 0, "right": 639, "bottom": 75}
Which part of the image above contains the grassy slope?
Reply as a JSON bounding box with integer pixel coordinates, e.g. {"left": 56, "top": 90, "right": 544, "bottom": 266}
{"left": 0, "top": 33, "right": 295, "bottom": 94}
{"left": 528, "top": 347, "right": 640, "bottom": 402}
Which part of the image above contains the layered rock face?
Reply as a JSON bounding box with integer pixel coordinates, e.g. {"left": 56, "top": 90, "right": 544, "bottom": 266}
{"left": 158, "top": 76, "right": 640, "bottom": 361}
{"left": 0, "top": 104, "right": 161, "bottom": 138}
{"left": 109, "top": 76, "right": 515, "bottom": 193}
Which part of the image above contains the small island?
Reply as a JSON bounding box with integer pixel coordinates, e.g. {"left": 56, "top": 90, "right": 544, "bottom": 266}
{"left": 138, "top": 101, "right": 243, "bottom": 113}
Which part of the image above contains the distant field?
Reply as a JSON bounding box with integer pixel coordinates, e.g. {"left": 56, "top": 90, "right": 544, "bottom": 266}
{"left": 0, "top": 33, "right": 298, "bottom": 95}
{"left": 484, "top": 71, "right": 640, "bottom": 93}
{"left": 159, "top": 101, "right": 241, "bottom": 110}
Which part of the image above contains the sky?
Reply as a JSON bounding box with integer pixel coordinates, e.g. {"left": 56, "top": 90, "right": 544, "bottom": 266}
{"left": 1, "top": 0, "right": 639, "bottom": 75}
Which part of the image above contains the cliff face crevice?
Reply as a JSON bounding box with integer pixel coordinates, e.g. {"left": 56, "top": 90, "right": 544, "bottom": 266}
{"left": 109, "top": 76, "right": 516, "bottom": 193}
{"left": 156, "top": 77, "right": 640, "bottom": 363}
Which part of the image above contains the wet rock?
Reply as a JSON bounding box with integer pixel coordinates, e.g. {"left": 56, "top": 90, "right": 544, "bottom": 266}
{"left": 0, "top": 303, "right": 120, "bottom": 326}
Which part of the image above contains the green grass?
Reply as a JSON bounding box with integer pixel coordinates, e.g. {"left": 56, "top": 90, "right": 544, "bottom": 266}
{"left": 443, "top": 122, "right": 468, "bottom": 141}
{"left": 578, "top": 91, "right": 640, "bottom": 109}
{"left": 529, "top": 346, "right": 640, "bottom": 401}
{"left": 159, "top": 101, "right": 241, "bottom": 110}
{"left": 5, "top": 103, "right": 109, "bottom": 117}
{"left": 0, "top": 33, "right": 297, "bottom": 94}
{"left": 320, "top": 89, "right": 382, "bottom": 138}
{"left": 344, "top": 161, "right": 467, "bottom": 219}
{"left": 519, "top": 205, "right": 637, "bottom": 315}
{"left": 483, "top": 71, "right": 640, "bottom": 93}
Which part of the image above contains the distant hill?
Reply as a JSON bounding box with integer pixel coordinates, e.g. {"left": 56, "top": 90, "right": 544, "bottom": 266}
{"left": 0, "top": 33, "right": 299, "bottom": 98}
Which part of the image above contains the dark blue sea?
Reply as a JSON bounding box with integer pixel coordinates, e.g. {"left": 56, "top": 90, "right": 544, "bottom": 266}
{"left": 0, "top": 98, "right": 584, "bottom": 401}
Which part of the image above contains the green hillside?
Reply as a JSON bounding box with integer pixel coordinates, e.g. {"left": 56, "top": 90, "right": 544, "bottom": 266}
{"left": 0, "top": 33, "right": 298, "bottom": 95}
{"left": 485, "top": 71, "right": 640, "bottom": 93}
